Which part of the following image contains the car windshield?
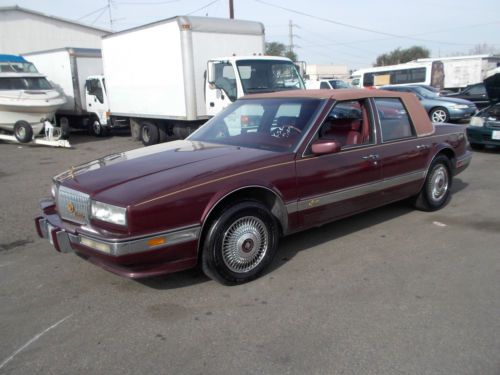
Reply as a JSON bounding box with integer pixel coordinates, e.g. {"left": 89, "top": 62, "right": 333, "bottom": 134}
{"left": 189, "top": 98, "right": 322, "bottom": 152}
{"left": 236, "top": 60, "right": 305, "bottom": 94}
{"left": 0, "top": 61, "right": 38, "bottom": 73}
{"left": 0, "top": 77, "right": 52, "bottom": 90}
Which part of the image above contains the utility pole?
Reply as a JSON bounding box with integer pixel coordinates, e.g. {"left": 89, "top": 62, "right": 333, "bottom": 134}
{"left": 288, "top": 20, "right": 294, "bottom": 55}
{"left": 229, "top": 0, "right": 234, "bottom": 19}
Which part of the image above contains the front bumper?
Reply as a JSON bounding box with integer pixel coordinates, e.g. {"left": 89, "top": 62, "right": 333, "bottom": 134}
{"left": 466, "top": 126, "right": 500, "bottom": 146}
{"left": 448, "top": 107, "right": 477, "bottom": 120}
{"left": 454, "top": 151, "right": 472, "bottom": 175}
{"left": 35, "top": 203, "right": 200, "bottom": 278}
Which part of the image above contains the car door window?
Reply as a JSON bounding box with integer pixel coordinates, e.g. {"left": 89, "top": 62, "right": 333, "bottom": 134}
{"left": 320, "top": 82, "right": 331, "bottom": 89}
{"left": 467, "top": 84, "right": 485, "bottom": 96}
{"left": 374, "top": 98, "right": 415, "bottom": 142}
{"left": 316, "top": 100, "right": 373, "bottom": 148}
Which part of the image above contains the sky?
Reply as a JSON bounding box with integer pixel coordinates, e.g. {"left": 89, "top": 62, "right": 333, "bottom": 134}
{"left": 2, "top": 0, "right": 500, "bottom": 70}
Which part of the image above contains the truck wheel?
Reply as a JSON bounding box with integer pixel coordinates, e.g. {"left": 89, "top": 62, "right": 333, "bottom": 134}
{"left": 14, "top": 121, "right": 33, "bottom": 143}
{"left": 414, "top": 155, "right": 452, "bottom": 211}
{"left": 130, "top": 120, "right": 141, "bottom": 141}
{"left": 141, "top": 122, "right": 159, "bottom": 146}
{"left": 90, "top": 119, "right": 107, "bottom": 137}
{"left": 201, "top": 201, "right": 280, "bottom": 285}
{"left": 429, "top": 107, "right": 449, "bottom": 123}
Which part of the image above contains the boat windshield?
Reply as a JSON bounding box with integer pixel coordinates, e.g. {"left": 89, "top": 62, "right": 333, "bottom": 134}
{"left": 0, "top": 77, "right": 52, "bottom": 90}
{"left": 189, "top": 98, "right": 323, "bottom": 152}
{"left": 0, "top": 62, "right": 37, "bottom": 73}
{"left": 237, "top": 60, "right": 305, "bottom": 94}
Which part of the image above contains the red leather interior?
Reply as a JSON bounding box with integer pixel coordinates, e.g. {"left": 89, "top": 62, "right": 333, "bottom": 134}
{"left": 320, "top": 118, "right": 362, "bottom": 146}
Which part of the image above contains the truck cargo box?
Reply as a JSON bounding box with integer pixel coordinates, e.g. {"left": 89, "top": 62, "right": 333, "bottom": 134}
{"left": 102, "top": 16, "right": 265, "bottom": 121}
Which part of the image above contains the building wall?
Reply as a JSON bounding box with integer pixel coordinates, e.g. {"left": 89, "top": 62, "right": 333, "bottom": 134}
{"left": 0, "top": 9, "right": 107, "bottom": 54}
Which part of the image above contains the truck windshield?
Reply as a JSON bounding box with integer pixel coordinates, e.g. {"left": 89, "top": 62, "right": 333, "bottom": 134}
{"left": 236, "top": 60, "right": 305, "bottom": 94}
{"left": 0, "top": 77, "right": 52, "bottom": 90}
{"left": 189, "top": 98, "right": 322, "bottom": 152}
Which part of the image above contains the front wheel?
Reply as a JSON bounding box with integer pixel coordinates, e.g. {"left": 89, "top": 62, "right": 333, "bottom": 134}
{"left": 89, "top": 119, "right": 107, "bottom": 137}
{"left": 202, "top": 201, "right": 280, "bottom": 285}
{"left": 429, "top": 107, "right": 449, "bottom": 123}
{"left": 414, "top": 155, "right": 452, "bottom": 211}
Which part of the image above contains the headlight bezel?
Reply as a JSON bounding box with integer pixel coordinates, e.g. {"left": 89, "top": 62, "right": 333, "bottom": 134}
{"left": 91, "top": 200, "right": 128, "bottom": 227}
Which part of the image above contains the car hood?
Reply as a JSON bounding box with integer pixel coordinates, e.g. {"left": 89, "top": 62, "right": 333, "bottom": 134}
{"left": 57, "top": 140, "right": 289, "bottom": 206}
{"left": 484, "top": 72, "right": 500, "bottom": 104}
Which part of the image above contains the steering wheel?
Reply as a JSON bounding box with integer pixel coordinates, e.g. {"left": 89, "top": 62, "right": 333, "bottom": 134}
{"left": 271, "top": 125, "right": 302, "bottom": 138}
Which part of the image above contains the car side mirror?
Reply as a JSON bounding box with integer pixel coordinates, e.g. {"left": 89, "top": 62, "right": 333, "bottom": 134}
{"left": 311, "top": 139, "right": 342, "bottom": 155}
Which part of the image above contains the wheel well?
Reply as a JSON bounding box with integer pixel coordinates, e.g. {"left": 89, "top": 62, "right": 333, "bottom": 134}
{"left": 435, "top": 148, "right": 456, "bottom": 169}
{"left": 197, "top": 187, "right": 287, "bottom": 257}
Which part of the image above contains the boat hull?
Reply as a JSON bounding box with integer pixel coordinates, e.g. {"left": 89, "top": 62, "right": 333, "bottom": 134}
{"left": 0, "top": 89, "right": 66, "bottom": 134}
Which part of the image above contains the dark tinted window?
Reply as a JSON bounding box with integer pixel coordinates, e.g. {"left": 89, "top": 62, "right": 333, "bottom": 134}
{"left": 364, "top": 67, "right": 426, "bottom": 86}
{"left": 0, "top": 77, "right": 52, "bottom": 90}
{"left": 320, "top": 82, "right": 330, "bottom": 89}
{"left": 374, "top": 98, "right": 415, "bottom": 141}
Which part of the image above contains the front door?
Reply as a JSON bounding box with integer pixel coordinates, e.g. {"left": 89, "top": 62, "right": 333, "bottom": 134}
{"left": 295, "top": 99, "right": 384, "bottom": 229}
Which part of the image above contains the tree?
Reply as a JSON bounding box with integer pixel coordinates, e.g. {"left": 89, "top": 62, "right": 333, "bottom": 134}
{"left": 265, "top": 41, "right": 298, "bottom": 61}
{"left": 374, "top": 46, "right": 430, "bottom": 66}
{"left": 469, "top": 43, "right": 499, "bottom": 55}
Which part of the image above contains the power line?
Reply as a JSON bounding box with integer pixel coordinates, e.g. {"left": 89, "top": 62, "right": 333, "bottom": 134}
{"left": 187, "top": 0, "right": 220, "bottom": 15}
{"left": 253, "top": 0, "right": 482, "bottom": 46}
{"left": 77, "top": 5, "right": 109, "bottom": 20}
{"left": 115, "top": 0, "right": 182, "bottom": 5}
{"left": 91, "top": 7, "right": 108, "bottom": 25}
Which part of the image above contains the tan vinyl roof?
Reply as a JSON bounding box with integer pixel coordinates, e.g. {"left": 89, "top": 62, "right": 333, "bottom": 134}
{"left": 243, "top": 89, "right": 435, "bottom": 137}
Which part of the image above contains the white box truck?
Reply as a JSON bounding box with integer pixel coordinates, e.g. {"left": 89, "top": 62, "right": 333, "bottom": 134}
{"left": 22, "top": 48, "right": 116, "bottom": 137}
{"left": 102, "top": 16, "right": 305, "bottom": 145}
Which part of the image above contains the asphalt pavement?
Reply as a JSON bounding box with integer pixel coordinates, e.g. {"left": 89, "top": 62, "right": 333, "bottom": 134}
{"left": 0, "top": 130, "right": 499, "bottom": 375}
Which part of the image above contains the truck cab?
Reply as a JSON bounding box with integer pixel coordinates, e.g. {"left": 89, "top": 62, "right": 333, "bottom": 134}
{"left": 206, "top": 56, "right": 305, "bottom": 116}
{"left": 84, "top": 75, "right": 110, "bottom": 135}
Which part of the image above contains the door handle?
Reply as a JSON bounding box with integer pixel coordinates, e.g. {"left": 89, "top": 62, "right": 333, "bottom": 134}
{"left": 416, "top": 144, "right": 429, "bottom": 150}
{"left": 362, "top": 154, "right": 379, "bottom": 160}
{"left": 209, "top": 102, "right": 215, "bottom": 107}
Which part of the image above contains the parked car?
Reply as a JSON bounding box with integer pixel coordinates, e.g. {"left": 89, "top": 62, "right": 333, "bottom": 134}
{"left": 35, "top": 89, "right": 471, "bottom": 285}
{"left": 466, "top": 72, "right": 500, "bottom": 149}
{"left": 380, "top": 85, "right": 477, "bottom": 123}
{"left": 445, "top": 83, "right": 490, "bottom": 109}
{"left": 306, "top": 79, "right": 352, "bottom": 90}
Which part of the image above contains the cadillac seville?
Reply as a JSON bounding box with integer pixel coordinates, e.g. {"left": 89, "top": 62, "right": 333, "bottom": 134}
{"left": 35, "top": 90, "right": 472, "bottom": 284}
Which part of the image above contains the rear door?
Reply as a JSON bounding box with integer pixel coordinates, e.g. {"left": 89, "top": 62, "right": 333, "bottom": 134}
{"left": 372, "top": 97, "right": 430, "bottom": 202}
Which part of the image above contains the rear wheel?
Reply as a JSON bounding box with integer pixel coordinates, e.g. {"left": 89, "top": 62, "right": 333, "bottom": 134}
{"left": 202, "top": 201, "right": 280, "bottom": 285}
{"left": 429, "top": 107, "right": 449, "bottom": 123}
{"left": 14, "top": 121, "right": 33, "bottom": 143}
{"left": 141, "top": 122, "right": 159, "bottom": 146}
{"left": 414, "top": 155, "right": 452, "bottom": 211}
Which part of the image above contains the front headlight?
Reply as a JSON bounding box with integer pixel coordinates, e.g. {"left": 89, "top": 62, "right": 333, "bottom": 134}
{"left": 452, "top": 104, "right": 469, "bottom": 109}
{"left": 91, "top": 200, "right": 127, "bottom": 226}
{"left": 469, "top": 117, "right": 484, "bottom": 127}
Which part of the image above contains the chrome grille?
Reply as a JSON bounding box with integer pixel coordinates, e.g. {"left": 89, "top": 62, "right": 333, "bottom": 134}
{"left": 57, "top": 186, "right": 90, "bottom": 225}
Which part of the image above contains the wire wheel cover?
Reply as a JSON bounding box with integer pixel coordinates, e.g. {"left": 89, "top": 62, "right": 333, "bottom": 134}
{"left": 222, "top": 216, "right": 269, "bottom": 273}
{"left": 430, "top": 165, "right": 449, "bottom": 201}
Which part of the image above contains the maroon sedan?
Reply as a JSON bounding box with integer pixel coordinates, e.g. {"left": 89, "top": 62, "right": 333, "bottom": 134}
{"left": 35, "top": 90, "right": 471, "bottom": 284}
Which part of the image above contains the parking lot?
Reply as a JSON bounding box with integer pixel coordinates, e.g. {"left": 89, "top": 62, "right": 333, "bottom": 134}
{"left": 0, "top": 131, "right": 499, "bottom": 374}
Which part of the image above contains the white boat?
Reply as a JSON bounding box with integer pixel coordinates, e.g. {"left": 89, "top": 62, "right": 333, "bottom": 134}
{"left": 0, "top": 55, "right": 66, "bottom": 142}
